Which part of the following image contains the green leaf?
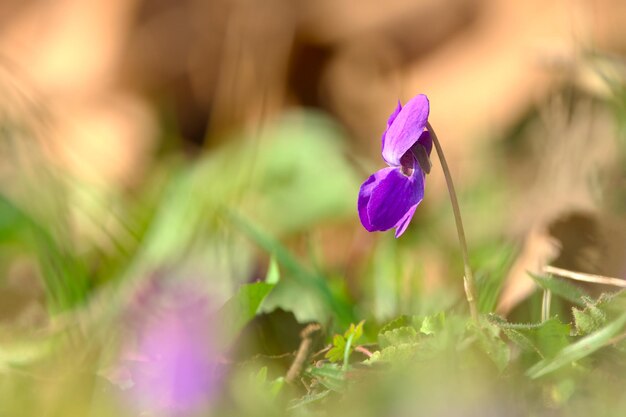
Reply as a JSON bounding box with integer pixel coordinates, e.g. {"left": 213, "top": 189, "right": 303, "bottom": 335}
{"left": 252, "top": 367, "right": 284, "bottom": 399}
{"left": 326, "top": 321, "right": 365, "bottom": 364}
{"left": 341, "top": 320, "right": 364, "bottom": 370}
{"left": 378, "top": 327, "right": 419, "bottom": 349}
{"left": 307, "top": 364, "right": 345, "bottom": 392}
{"left": 228, "top": 211, "right": 353, "bottom": 326}
{"left": 420, "top": 312, "right": 446, "bottom": 335}
{"left": 530, "top": 273, "right": 589, "bottom": 306}
{"left": 527, "top": 312, "right": 626, "bottom": 378}
{"left": 238, "top": 112, "right": 360, "bottom": 234}
{"left": 345, "top": 320, "right": 364, "bottom": 342}
{"left": 288, "top": 390, "right": 330, "bottom": 410}
{"left": 478, "top": 322, "right": 511, "bottom": 371}
{"left": 487, "top": 314, "right": 545, "bottom": 330}
{"left": 254, "top": 366, "right": 268, "bottom": 385}
{"left": 217, "top": 282, "right": 276, "bottom": 346}
{"left": 364, "top": 343, "right": 419, "bottom": 365}
{"left": 379, "top": 315, "right": 413, "bottom": 334}
{"left": 264, "top": 256, "right": 280, "bottom": 284}
{"left": 535, "top": 318, "right": 571, "bottom": 359}
{"left": 269, "top": 377, "right": 285, "bottom": 398}
{"left": 573, "top": 298, "right": 607, "bottom": 335}
{"left": 325, "top": 334, "right": 347, "bottom": 363}
{"left": 488, "top": 314, "right": 570, "bottom": 360}
{"left": 502, "top": 328, "right": 543, "bottom": 357}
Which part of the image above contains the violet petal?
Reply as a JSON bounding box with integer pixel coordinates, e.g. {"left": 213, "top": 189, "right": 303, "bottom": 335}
{"left": 381, "top": 100, "right": 403, "bottom": 153}
{"left": 381, "top": 94, "right": 430, "bottom": 166}
{"left": 416, "top": 129, "right": 433, "bottom": 156}
{"left": 394, "top": 204, "right": 418, "bottom": 238}
{"left": 365, "top": 156, "right": 425, "bottom": 233}
{"left": 358, "top": 167, "right": 395, "bottom": 232}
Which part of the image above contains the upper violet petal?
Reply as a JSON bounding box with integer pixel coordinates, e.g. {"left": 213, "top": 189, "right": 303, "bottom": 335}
{"left": 366, "top": 156, "right": 425, "bottom": 232}
{"left": 358, "top": 167, "right": 395, "bottom": 232}
{"left": 381, "top": 101, "right": 403, "bottom": 155}
{"left": 381, "top": 94, "right": 429, "bottom": 166}
{"left": 416, "top": 130, "right": 432, "bottom": 156}
{"left": 387, "top": 100, "right": 403, "bottom": 126}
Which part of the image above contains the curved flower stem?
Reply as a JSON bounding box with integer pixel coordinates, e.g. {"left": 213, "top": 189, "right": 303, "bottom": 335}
{"left": 427, "top": 122, "right": 479, "bottom": 323}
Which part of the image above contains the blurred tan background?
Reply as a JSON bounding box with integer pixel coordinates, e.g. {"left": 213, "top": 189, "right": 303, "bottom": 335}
{"left": 2, "top": 0, "right": 626, "bottom": 319}
{"left": 1, "top": 0, "right": 625, "bottom": 188}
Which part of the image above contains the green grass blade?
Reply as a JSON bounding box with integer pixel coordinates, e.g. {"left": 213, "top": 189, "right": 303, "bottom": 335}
{"left": 527, "top": 312, "right": 626, "bottom": 379}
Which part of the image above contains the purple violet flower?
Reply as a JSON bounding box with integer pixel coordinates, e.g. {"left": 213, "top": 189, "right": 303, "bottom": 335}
{"left": 358, "top": 94, "right": 432, "bottom": 238}
{"left": 108, "top": 281, "right": 223, "bottom": 416}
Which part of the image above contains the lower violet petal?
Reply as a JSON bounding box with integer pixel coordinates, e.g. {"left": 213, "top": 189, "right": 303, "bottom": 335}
{"left": 358, "top": 167, "right": 395, "bottom": 231}
{"left": 366, "top": 160, "right": 425, "bottom": 233}
{"left": 394, "top": 204, "right": 418, "bottom": 238}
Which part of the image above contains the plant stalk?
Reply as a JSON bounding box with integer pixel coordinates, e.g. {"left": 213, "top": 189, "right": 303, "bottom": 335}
{"left": 541, "top": 288, "right": 552, "bottom": 322}
{"left": 426, "top": 122, "right": 479, "bottom": 322}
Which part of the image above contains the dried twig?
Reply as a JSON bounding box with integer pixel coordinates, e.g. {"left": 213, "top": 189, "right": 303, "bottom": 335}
{"left": 543, "top": 265, "right": 626, "bottom": 288}
{"left": 285, "top": 323, "right": 321, "bottom": 384}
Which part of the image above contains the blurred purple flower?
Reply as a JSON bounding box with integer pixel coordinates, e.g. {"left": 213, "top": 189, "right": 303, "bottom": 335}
{"left": 358, "top": 94, "right": 432, "bottom": 237}
{"left": 110, "top": 281, "right": 223, "bottom": 416}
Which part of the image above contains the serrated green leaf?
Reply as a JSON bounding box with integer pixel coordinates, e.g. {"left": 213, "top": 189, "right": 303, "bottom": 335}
{"left": 487, "top": 314, "right": 545, "bottom": 330}
{"left": 478, "top": 322, "right": 511, "bottom": 371}
{"left": 379, "top": 315, "right": 413, "bottom": 334}
{"left": 326, "top": 321, "right": 365, "bottom": 366}
{"left": 344, "top": 320, "right": 365, "bottom": 341}
{"left": 502, "top": 328, "right": 543, "bottom": 357}
{"left": 530, "top": 273, "right": 589, "bottom": 306}
{"left": 364, "top": 343, "right": 419, "bottom": 365}
{"left": 573, "top": 297, "right": 607, "bottom": 335}
{"left": 378, "top": 327, "right": 419, "bottom": 349}
{"left": 287, "top": 390, "right": 330, "bottom": 410}
{"left": 325, "top": 334, "right": 346, "bottom": 363}
{"left": 325, "top": 348, "right": 343, "bottom": 362}
{"left": 352, "top": 320, "right": 364, "bottom": 342}
{"left": 527, "top": 312, "right": 626, "bottom": 378}
{"left": 307, "top": 364, "right": 345, "bottom": 392}
{"left": 535, "top": 318, "right": 571, "bottom": 359}
{"left": 420, "top": 312, "right": 445, "bottom": 335}
{"left": 489, "top": 314, "right": 569, "bottom": 360}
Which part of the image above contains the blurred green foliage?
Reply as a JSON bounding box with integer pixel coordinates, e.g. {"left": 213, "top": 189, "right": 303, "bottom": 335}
{"left": 1, "top": 78, "right": 626, "bottom": 417}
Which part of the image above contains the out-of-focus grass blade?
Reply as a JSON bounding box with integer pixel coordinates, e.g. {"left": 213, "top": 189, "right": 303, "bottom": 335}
{"left": 0, "top": 336, "right": 56, "bottom": 368}
{"left": 288, "top": 390, "right": 330, "bottom": 410}
{"left": 527, "top": 312, "right": 626, "bottom": 379}
{"left": 474, "top": 243, "right": 516, "bottom": 313}
{"left": 0, "top": 194, "right": 88, "bottom": 312}
{"left": 530, "top": 273, "right": 589, "bottom": 306}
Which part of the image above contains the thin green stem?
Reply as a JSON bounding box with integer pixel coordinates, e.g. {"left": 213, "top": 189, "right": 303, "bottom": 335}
{"left": 427, "top": 122, "right": 479, "bottom": 322}
{"left": 343, "top": 332, "right": 356, "bottom": 371}
{"left": 541, "top": 288, "right": 552, "bottom": 322}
